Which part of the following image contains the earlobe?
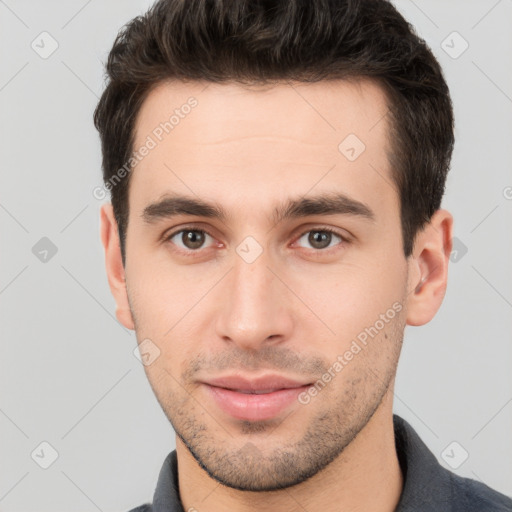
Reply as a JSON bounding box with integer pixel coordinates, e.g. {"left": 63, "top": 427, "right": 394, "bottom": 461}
{"left": 100, "top": 204, "right": 135, "bottom": 330}
{"left": 405, "top": 209, "right": 453, "bottom": 326}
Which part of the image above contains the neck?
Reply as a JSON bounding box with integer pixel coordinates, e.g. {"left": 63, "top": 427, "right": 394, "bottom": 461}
{"left": 177, "top": 389, "right": 403, "bottom": 512}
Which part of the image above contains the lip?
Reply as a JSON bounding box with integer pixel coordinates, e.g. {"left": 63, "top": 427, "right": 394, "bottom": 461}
{"left": 200, "top": 374, "right": 312, "bottom": 421}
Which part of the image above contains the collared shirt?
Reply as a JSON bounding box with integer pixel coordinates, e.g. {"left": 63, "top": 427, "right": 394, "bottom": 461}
{"left": 128, "top": 414, "right": 512, "bottom": 511}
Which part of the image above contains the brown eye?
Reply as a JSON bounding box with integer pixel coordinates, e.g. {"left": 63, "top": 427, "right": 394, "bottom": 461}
{"left": 182, "top": 230, "right": 205, "bottom": 249}
{"left": 167, "top": 229, "right": 213, "bottom": 251}
{"left": 297, "top": 229, "right": 344, "bottom": 250}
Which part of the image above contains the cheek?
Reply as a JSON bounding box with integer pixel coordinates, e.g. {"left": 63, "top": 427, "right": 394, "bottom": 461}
{"left": 126, "top": 257, "right": 219, "bottom": 365}
{"left": 126, "top": 253, "right": 202, "bottom": 327}
{"left": 290, "top": 252, "right": 406, "bottom": 340}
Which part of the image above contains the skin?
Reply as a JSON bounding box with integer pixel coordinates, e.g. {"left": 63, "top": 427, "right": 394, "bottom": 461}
{"left": 100, "top": 79, "right": 453, "bottom": 512}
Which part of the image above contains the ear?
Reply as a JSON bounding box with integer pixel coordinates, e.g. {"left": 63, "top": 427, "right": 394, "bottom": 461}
{"left": 405, "top": 209, "right": 453, "bottom": 326}
{"left": 100, "top": 203, "right": 135, "bottom": 330}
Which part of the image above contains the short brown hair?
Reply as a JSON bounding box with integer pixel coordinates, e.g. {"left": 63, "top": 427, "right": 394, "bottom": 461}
{"left": 94, "top": 0, "right": 454, "bottom": 264}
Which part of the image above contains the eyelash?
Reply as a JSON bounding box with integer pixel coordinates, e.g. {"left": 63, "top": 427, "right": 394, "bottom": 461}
{"left": 163, "top": 225, "right": 349, "bottom": 255}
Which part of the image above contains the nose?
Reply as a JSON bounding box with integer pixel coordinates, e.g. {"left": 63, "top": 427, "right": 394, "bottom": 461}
{"left": 214, "top": 250, "right": 294, "bottom": 351}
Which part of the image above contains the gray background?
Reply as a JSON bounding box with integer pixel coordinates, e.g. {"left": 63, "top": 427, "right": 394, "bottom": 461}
{"left": 1, "top": 0, "right": 511, "bottom": 510}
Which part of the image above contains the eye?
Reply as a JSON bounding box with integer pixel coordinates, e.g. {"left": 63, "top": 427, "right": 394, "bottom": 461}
{"left": 165, "top": 228, "right": 215, "bottom": 251}
{"left": 295, "top": 228, "right": 346, "bottom": 251}
{"left": 163, "top": 226, "right": 348, "bottom": 255}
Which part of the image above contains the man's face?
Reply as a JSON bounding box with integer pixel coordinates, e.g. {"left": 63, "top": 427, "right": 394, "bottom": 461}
{"left": 123, "top": 79, "right": 411, "bottom": 490}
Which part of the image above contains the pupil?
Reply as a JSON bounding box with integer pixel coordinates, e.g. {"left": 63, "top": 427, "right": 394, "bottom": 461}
{"left": 309, "top": 231, "right": 331, "bottom": 249}
{"left": 184, "top": 230, "right": 204, "bottom": 249}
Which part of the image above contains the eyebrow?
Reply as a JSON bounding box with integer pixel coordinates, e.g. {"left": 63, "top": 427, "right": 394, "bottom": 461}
{"left": 141, "top": 192, "right": 376, "bottom": 225}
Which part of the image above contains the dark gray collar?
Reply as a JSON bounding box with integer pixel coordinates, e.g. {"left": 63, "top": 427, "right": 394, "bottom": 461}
{"left": 393, "top": 414, "right": 452, "bottom": 511}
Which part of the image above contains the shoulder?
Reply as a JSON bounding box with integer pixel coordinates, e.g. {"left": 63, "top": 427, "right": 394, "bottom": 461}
{"left": 126, "top": 505, "right": 152, "bottom": 512}
{"left": 448, "top": 472, "right": 512, "bottom": 511}
{"left": 392, "top": 415, "right": 512, "bottom": 511}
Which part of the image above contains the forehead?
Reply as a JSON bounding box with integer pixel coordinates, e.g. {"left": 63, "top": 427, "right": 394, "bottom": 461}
{"left": 129, "top": 78, "right": 396, "bottom": 221}
{"left": 134, "top": 78, "right": 390, "bottom": 145}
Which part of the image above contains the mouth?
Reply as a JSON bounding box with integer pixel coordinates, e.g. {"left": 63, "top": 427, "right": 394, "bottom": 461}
{"left": 230, "top": 389, "right": 287, "bottom": 394}
{"left": 200, "top": 374, "right": 312, "bottom": 422}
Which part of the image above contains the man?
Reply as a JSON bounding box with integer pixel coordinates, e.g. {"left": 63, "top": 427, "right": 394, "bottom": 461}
{"left": 94, "top": 0, "right": 512, "bottom": 510}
